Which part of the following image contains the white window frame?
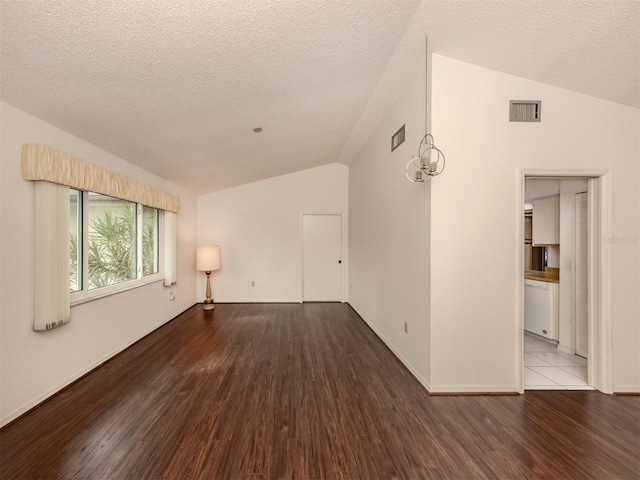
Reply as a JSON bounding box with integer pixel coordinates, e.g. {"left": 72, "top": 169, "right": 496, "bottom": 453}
{"left": 70, "top": 191, "right": 165, "bottom": 306}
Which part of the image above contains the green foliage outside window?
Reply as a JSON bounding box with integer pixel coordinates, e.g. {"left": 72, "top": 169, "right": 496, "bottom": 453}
{"left": 70, "top": 233, "right": 79, "bottom": 291}
{"left": 88, "top": 204, "right": 136, "bottom": 289}
{"left": 70, "top": 201, "right": 157, "bottom": 292}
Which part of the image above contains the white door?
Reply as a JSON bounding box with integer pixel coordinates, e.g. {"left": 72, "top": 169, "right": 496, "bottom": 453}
{"left": 302, "top": 214, "right": 342, "bottom": 302}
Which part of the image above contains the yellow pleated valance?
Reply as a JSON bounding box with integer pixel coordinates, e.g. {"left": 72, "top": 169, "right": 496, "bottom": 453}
{"left": 21, "top": 144, "right": 180, "bottom": 213}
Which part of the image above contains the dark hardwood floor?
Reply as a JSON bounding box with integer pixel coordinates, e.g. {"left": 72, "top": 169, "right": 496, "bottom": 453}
{"left": 1, "top": 303, "right": 638, "bottom": 479}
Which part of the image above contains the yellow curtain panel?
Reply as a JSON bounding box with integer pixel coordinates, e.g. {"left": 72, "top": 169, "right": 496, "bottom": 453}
{"left": 21, "top": 144, "right": 180, "bottom": 213}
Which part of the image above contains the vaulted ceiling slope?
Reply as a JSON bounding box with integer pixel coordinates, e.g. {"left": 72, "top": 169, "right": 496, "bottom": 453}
{"left": 1, "top": 1, "right": 638, "bottom": 194}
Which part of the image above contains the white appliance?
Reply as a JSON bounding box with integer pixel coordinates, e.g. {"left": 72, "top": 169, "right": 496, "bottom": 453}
{"left": 524, "top": 279, "right": 559, "bottom": 340}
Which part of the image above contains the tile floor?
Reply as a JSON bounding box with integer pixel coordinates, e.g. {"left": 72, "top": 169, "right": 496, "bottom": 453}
{"left": 524, "top": 332, "right": 593, "bottom": 390}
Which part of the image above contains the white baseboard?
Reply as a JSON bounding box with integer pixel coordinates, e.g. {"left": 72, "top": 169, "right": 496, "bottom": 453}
{"left": 428, "top": 384, "right": 519, "bottom": 393}
{"left": 557, "top": 344, "right": 574, "bottom": 355}
{"left": 215, "top": 299, "right": 301, "bottom": 304}
{"left": 348, "top": 304, "right": 519, "bottom": 395}
{"left": 1, "top": 302, "right": 195, "bottom": 428}
{"left": 348, "top": 304, "right": 431, "bottom": 392}
{"left": 613, "top": 385, "right": 640, "bottom": 394}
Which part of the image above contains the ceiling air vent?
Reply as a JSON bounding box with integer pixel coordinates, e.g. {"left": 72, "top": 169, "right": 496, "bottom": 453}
{"left": 509, "top": 100, "right": 541, "bottom": 122}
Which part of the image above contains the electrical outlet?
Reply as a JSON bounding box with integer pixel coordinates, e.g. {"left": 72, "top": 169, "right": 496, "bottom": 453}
{"left": 404, "top": 322, "right": 408, "bottom": 333}
{"left": 251, "top": 280, "right": 255, "bottom": 286}
{"left": 169, "top": 292, "right": 175, "bottom": 301}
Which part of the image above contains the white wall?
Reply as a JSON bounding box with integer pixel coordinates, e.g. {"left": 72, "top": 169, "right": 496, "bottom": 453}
{"left": 0, "top": 103, "right": 198, "bottom": 426}
{"left": 197, "top": 164, "right": 348, "bottom": 303}
{"left": 430, "top": 55, "right": 639, "bottom": 392}
{"left": 348, "top": 59, "right": 431, "bottom": 387}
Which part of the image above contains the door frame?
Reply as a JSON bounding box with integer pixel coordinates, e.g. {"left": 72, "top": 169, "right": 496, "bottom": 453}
{"left": 517, "top": 169, "right": 612, "bottom": 394}
{"left": 299, "top": 212, "right": 347, "bottom": 303}
{"left": 574, "top": 190, "right": 589, "bottom": 358}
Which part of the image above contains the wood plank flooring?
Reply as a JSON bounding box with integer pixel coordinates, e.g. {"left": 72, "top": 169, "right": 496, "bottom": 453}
{"left": 1, "top": 303, "right": 638, "bottom": 479}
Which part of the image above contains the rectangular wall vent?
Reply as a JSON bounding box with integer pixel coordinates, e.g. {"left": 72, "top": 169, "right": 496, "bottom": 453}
{"left": 391, "top": 124, "right": 405, "bottom": 151}
{"left": 509, "top": 100, "right": 541, "bottom": 122}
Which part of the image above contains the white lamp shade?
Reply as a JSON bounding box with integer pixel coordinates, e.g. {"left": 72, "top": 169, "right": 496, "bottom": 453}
{"left": 196, "top": 245, "right": 220, "bottom": 271}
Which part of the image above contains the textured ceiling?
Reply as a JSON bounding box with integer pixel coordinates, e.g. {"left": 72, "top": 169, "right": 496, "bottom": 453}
{"left": 1, "top": 0, "right": 638, "bottom": 194}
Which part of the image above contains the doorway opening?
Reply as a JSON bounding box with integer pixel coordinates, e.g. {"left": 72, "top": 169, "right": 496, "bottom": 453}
{"left": 519, "top": 171, "right": 612, "bottom": 394}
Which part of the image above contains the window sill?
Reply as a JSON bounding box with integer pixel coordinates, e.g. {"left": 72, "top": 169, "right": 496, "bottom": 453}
{"left": 71, "top": 274, "right": 165, "bottom": 307}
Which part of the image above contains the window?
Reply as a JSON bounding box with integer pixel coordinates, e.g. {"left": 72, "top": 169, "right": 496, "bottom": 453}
{"left": 70, "top": 190, "right": 163, "bottom": 303}
{"left": 87, "top": 193, "right": 137, "bottom": 288}
{"left": 69, "top": 189, "right": 82, "bottom": 292}
{"left": 142, "top": 205, "right": 159, "bottom": 275}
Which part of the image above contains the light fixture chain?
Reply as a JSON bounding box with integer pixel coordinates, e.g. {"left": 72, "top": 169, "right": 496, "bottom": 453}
{"left": 405, "top": 36, "right": 445, "bottom": 184}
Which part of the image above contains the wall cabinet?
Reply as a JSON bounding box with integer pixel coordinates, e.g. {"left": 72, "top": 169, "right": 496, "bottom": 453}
{"left": 532, "top": 195, "right": 559, "bottom": 245}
